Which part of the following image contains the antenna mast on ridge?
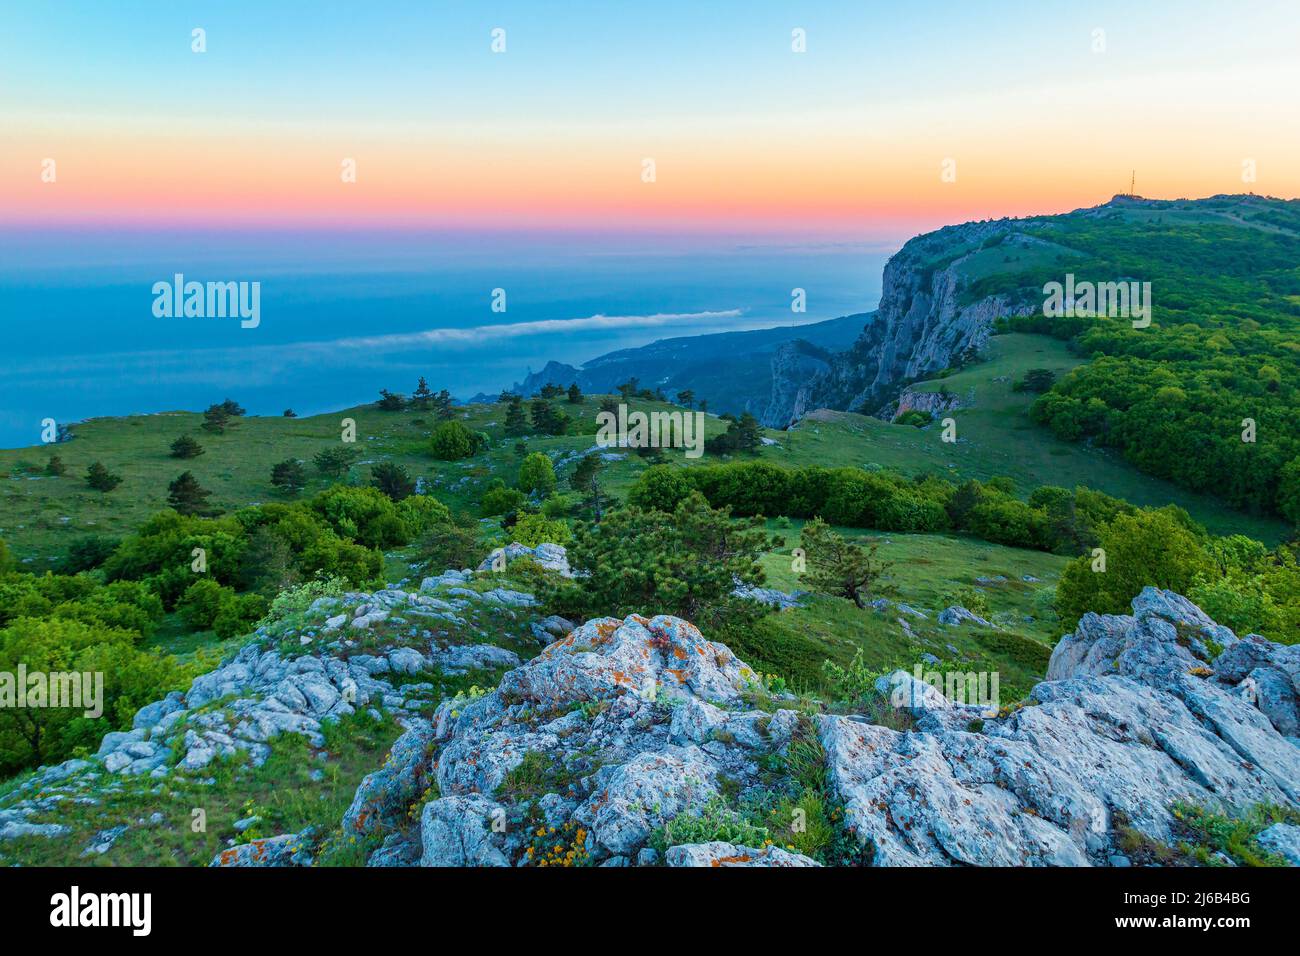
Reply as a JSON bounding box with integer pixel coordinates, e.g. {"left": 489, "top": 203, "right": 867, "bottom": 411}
{"left": 1129, "top": 170, "right": 1136, "bottom": 197}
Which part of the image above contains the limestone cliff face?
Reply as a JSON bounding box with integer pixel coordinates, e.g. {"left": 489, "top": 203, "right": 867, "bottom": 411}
{"left": 778, "top": 220, "right": 1041, "bottom": 426}
{"left": 876, "top": 383, "right": 970, "bottom": 422}
{"left": 760, "top": 338, "right": 838, "bottom": 428}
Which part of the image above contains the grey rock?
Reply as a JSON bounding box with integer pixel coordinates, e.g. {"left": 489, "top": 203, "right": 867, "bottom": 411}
{"left": 478, "top": 542, "right": 572, "bottom": 577}
{"left": 1255, "top": 822, "right": 1300, "bottom": 865}
{"left": 342, "top": 719, "right": 434, "bottom": 836}
{"left": 530, "top": 614, "right": 576, "bottom": 644}
{"left": 429, "top": 644, "right": 521, "bottom": 674}
{"left": 731, "top": 582, "right": 804, "bottom": 610}
{"left": 666, "top": 841, "right": 821, "bottom": 867}
{"left": 0, "top": 820, "right": 69, "bottom": 840}
{"left": 938, "top": 605, "right": 997, "bottom": 629}
{"left": 210, "top": 829, "right": 315, "bottom": 867}
{"left": 419, "top": 795, "right": 509, "bottom": 867}
{"left": 387, "top": 647, "right": 427, "bottom": 676}
{"left": 822, "top": 590, "right": 1300, "bottom": 866}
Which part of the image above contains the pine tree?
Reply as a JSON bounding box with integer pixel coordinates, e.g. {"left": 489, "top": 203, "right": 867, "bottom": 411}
{"left": 85, "top": 461, "right": 122, "bottom": 493}
{"left": 313, "top": 445, "right": 361, "bottom": 477}
{"left": 44, "top": 455, "right": 66, "bottom": 477}
{"left": 370, "top": 461, "right": 415, "bottom": 501}
{"left": 733, "top": 412, "right": 763, "bottom": 451}
{"left": 170, "top": 434, "right": 205, "bottom": 459}
{"left": 201, "top": 405, "right": 231, "bottom": 434}
{"left": 377, "top": 389, "right": 406, "bottom": 411}
{"left": 530, "top": 398, "right": 569, "bottom": 436}
{"left": 411, "top": 376, "right": 434, "bottom": 410}
{"left": 571, "top": 453, "right": 605, "bottom": 520}
{"left": 167, "top": 471, "right": 215, "bottom": 516}
{"left": 567, "top": 382, "right": 583, "bottom": 404}
{"left": 676, "top": 389, "right": 695, "bottom": 409}
{"left": 270, "top": 459, "right": 307, "bottom": 495}
{"left": 800, "top": 518, "right": 888, "bottom": 609}
{"left": 434, "top": 389, "right": 454, "bottom": 421}
{"left": 504, "top": 395, "right": 529, "bottom": 436}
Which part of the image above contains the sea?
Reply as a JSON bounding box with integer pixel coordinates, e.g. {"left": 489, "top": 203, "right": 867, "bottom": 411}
{"left": 0, "top": 228, "right": 890, "bottom": 449}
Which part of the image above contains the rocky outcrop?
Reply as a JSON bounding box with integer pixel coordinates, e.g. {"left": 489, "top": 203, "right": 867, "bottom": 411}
{"left": 666, "top": 842, "right": 820, "bottom": 867}
{"left": 731, "top": 582, "right": 805, "bottom": 610}
{"left": 211, "top": 829, "right": 316, "bottom": 867}
{"left": 761, "top": 339, "right": 838, "bottom": 428}
{"left": 478, "top": 541, "right": 572, "bottom": 577}
{"left": 777, "top": 221, "right": 1046, "bottom": 426}
{"left": 823, "top": 587, "right": 1299, "bottom": 865}
{"left": 1256, "top": 822, "right": 1300, "bottom": 864}
{"left": 406, "top": 588, "right": 1297, "bottom": 867}
{"left": 938, "top": 605, "right": 997, "bottom": 629}
{"left": 342, "top": 718, "right": 435, "bottom": 837}
{"left": 877, "top": 384, "right": 969, "bottom": 422}
{"left": 414, "top": 614, "right": 794, "bottom": 867}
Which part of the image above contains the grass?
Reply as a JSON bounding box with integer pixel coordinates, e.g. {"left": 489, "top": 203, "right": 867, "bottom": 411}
{"left": 1115, "top": 801, "right": 1300, "bottom": 867}
{"left": 3, "top": 340, "right": 1282, "bottom": 569}
{"left": 706, "top": 517, "right": 1065, "bottom": 704}
{"left": 0, "top": 395, "right": 729, "bottom": 567}
{"left": 769, "top": 335, "right": 1286, "bottom": 543}
{"left": 0, "top": 709, "right": 402, "bottom": 867}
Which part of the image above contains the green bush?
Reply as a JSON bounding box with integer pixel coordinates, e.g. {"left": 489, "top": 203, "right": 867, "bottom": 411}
{"left": 430, "top": 420, "right": 482, "bottom": 461}
{"left": 510, "top": 513, "right": 570, "bottom": 548}
{"left": 626, "top": 465, "right": 693, "bottom": 512}
{"left": 213, "top": 592, "right": 268, "bottom": 640}
{"left": 518, "top": 452, "right": 557, "bottom": 498}
{"left": 481, "top": 482, "right": 526, "bottom": 517}
{"left": 397, "top": 494, "right": 451, "bottom": 538}
{"left": 177, "top": 578, "right": 234, "bottom": 630}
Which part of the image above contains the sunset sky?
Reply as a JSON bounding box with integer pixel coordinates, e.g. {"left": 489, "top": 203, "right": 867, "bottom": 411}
{"left": 3, "top": 0, "right": 1299, "bottom": 239}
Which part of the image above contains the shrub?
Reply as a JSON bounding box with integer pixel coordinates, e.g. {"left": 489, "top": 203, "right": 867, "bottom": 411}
{"left": 259, "top": 575, "right": 349, "bottom": 626}
{"left": 397, "top": 494, "right": 451, "bottom": 538}
{"left": 85, "top": 461, "right": 122, "bottom": 493}
{"left": 430, "top": 420, "right": 482, "bottom": 460}
{"left": 511, "top": 513, "right": 570, "bottom": 548}
{"left": 481, "top": 482, "right": 527, "bottom": 517}
{"left": 58, "top": 535, "right": 120, "bottom": 574}
{"left": 213, "top": 592, "right": 268, "bottom": 640}
{"left": 371, "top": 461, "right": 415, "bottom": 501}
{"left": 1055, "top": 508, "right": 1214, "bottom": 627}
{"left": 627, "top": 465, "right": 693, "bottom": 512}
{"left": 177, "top": 578, "right": 232, "bottom": 630}
{"left": 312, "top": 485, "right": 410, "bottom": 549}
{"left": 418, "top": 516, "right": 485, "bottom": 573}
{"left": 893, "top": 409, "right": 933, "bottom": 427}
{"left": 543, "top": 492, "right": 772, "bottom": 630}
{"left": 652, "top": 796, "right": 770, "bottom": 852}
{"left": 518, "top": 452, "right": 557, "bottom": 498}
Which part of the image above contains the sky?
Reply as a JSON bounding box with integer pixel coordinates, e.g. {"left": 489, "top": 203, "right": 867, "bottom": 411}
{"left": 3, "top": 0, "right": 1299, "bottom": 239}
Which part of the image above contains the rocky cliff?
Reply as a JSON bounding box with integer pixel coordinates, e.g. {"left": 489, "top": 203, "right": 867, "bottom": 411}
{"left": 769, "top": 221, "right": 1048, "bottom": 427}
